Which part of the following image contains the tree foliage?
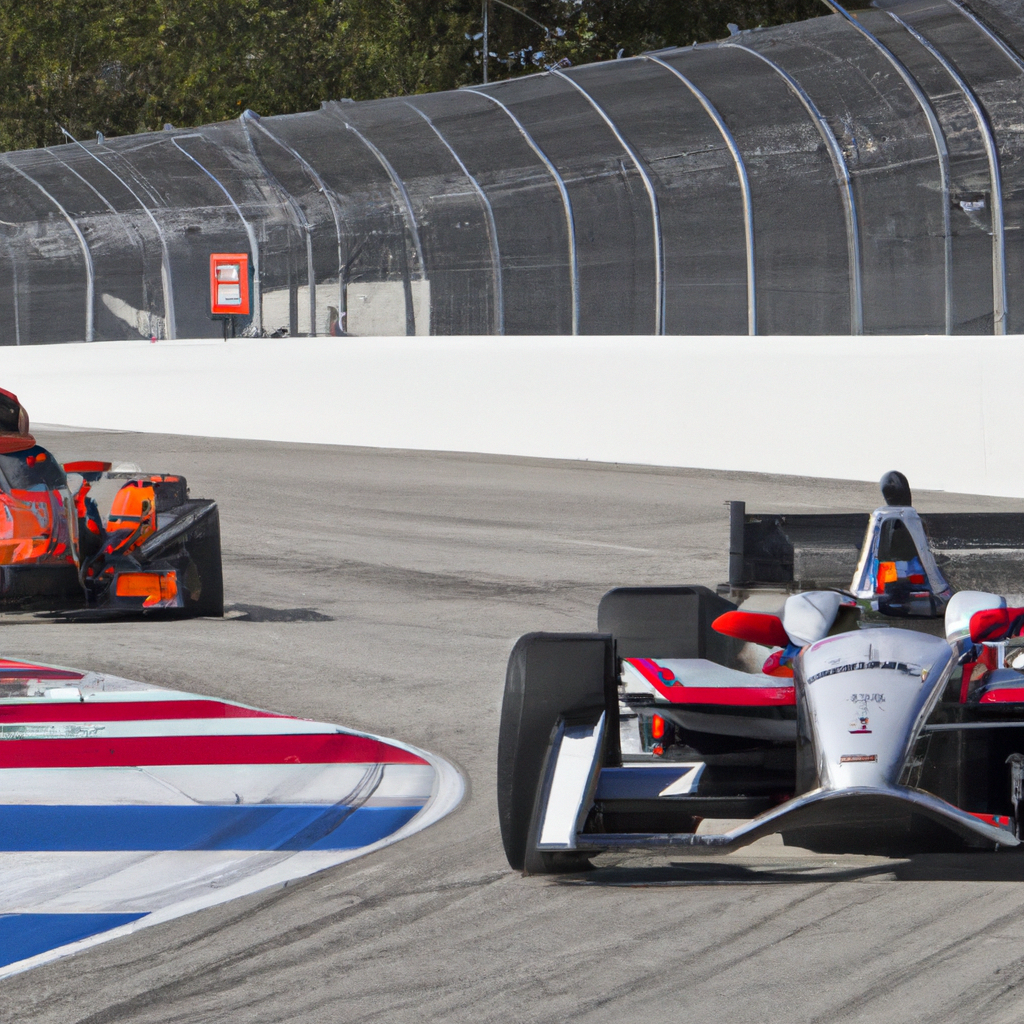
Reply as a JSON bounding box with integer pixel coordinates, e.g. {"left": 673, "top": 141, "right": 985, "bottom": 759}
{"left": 0, "top": 0, "right": 825, "bottom": 152}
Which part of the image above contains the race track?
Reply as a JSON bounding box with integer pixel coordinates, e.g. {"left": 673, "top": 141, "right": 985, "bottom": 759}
{"left": 6, "top": 429, "right": 1024, "bottom": 1024}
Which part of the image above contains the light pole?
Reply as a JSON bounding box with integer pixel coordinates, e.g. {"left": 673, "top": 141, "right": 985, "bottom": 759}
{"left": 483, "top": 0, "right": 489, "bottom": 84}
{"left": 480, "top": 0, "right": 554, "bottom": 85}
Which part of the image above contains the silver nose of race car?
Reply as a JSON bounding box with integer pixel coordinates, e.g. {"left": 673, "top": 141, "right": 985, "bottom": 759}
{"left": 796, "top": 628, "right": 953, "bottom": 790}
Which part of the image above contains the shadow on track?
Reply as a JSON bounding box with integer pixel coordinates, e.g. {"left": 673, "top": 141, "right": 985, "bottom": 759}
{"left": 556, "top": 853, "right": 1024, "bottom": 886}
{"left": 16, "top": 603, "right": 336, "bottom": 624}
{"left": 225, "top": 604, "right": 334, "bottom": 622}
{"left": 557, "top": 862, "right": 897, "bottom": 887}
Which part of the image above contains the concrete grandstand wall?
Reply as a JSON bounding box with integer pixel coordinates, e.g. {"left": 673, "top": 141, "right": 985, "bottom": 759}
{"left": 3, "top": 334, "right": 1021, "bottom": 498}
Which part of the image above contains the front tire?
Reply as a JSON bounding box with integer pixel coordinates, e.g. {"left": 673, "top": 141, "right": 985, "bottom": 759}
{"left": 498, "top": 633, "right": 615, "bottom": 873}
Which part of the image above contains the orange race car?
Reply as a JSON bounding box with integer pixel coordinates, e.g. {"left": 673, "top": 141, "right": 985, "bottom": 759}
{"left": 0, "top": 388, "right": 222, "bottom": 617}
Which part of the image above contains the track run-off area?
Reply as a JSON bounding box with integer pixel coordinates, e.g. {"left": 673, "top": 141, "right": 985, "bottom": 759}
{"left": 6, "top": 429, "right": 1024, "bottom": 1023}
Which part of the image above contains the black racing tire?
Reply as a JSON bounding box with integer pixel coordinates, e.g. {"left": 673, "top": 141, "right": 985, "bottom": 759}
{"left": 597, "top": 585, "right": 740, "bottom": 665}
{"left": 498, "top": 632, "right": 615, "bottom": 873}
{"left": 180, "top": 506, "right": 224, "bottom": 617}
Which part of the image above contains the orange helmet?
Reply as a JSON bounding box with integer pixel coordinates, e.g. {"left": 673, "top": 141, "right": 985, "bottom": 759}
{"left": 107, "top": 481, "right": 157, "bottom": 547}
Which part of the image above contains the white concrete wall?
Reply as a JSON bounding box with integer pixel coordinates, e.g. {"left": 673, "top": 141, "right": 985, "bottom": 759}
{"left": 0, "top": 335, "right": 1018, "bottom": 496}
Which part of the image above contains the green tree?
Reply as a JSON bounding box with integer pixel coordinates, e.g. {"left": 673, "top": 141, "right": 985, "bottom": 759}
{"left": 461, "top": 1, "right": 826, "bottom": 80}
{"left": 0, "top": 0, "right": 827, "bottom": 152}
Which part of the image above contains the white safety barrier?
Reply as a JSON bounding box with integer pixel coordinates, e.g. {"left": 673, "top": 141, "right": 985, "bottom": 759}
{"left": 0, "top": 335, "right": 1017, "bottom": 496}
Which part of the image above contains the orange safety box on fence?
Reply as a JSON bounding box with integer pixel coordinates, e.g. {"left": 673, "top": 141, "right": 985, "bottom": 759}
{"left": 210, "top": 254, "right": 250, "bottom": 316}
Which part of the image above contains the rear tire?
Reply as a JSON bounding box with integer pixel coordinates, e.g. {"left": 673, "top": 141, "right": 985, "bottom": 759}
{"left": 498, "top": 633, "right": 615, "bottom": 873}
{"left": 186, "top": 507, "right": 224, "bottom": 617}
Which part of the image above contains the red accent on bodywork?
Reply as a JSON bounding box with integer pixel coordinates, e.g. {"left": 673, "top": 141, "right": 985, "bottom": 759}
{"left": 969, "top": 812, "right": 1014, "bottom": 830}
{"left": 63, "top": 461, "right": 112, "bottom": 475}
{"left": 663, "top": 686, "right": 795, "bottom": 706}
{"left": 960, "top": 645, "right": 1001, "bottom": 702}
{"left": 979, "top": 689, "right": 1024, "bottom": 703}
{"left": 761, "top": 649, "right": 795, "bottom": 678}
{"left": 627, "top": 658, "right": 795, "bottom": 705}
{"left": 712, "top": 610, "right": 789, "bottom": 648}
{"left": 73, "top": 480, "right": 91, "bottom": 520}
{"left": 960, "top": 664, "right": 971, "bottom": 704}
{"left": 0, "top": 434, "right": 35, "bottom": 455}
{"left": 970, "top": 607, "right": 1024, "bottom": 643}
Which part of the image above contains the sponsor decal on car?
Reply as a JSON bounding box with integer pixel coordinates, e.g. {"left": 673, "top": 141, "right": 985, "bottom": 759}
{"left": 848, "top": 693, "right": 885, "bottom": 734}
{"left": 807, "top": 661, "right": 919, "bottom": 684}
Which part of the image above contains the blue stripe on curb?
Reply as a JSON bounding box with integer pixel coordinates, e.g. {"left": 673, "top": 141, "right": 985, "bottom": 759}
{"left": 0, "top": 804, "right": 423, "bottom": 851}
{"left": 0, "top": 914, "right": 147, "bottom": 968}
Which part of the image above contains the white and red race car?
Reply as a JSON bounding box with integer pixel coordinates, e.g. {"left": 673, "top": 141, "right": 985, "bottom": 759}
{"left": 499, "top": 472, "right": 1024, "bottom": 872}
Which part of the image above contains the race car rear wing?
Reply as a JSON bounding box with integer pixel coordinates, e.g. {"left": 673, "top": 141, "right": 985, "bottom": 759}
{"left": 722, "top": 501, "right": 1024, "bottom": 599}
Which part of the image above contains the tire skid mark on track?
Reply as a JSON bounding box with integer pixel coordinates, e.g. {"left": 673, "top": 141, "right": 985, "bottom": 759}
{"left": 225, "top": 551, "right": 587, "bottom": 603}
{"left": 940, "top": 960, "right": 1024, "bottom": 1024}
{"left": 807, "top": 892, "right": 1024, "bottom": 1024}
{"left": 408, "top": 879, "right": 863, "bottom": 1023}
{"left": 550, "top": 881, "right": 889, "bottom": 1019}
{"left": 71, "top": 871, "right": 510, "bottom": 1024}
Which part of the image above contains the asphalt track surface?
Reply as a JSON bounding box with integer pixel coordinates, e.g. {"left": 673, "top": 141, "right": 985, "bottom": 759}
{"left": 7, "top": 430, "right": 1024, "bottom": 1024}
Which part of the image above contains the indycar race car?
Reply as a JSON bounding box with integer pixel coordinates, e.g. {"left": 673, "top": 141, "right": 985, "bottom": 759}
{"left": 0, "top": 388, "right": 222, "bottom": 617}
{"left": 498, "top": 472, "right": 1024, "bottom": 872}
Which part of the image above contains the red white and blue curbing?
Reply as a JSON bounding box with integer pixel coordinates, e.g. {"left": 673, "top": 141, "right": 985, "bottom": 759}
{"left": 0, "top": 659, "right": 463, "bottom": 977}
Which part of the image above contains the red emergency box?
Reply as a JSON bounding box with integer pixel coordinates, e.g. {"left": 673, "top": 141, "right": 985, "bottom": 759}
{"left": 210, "top": 254, "right": 250, "bottom": 316}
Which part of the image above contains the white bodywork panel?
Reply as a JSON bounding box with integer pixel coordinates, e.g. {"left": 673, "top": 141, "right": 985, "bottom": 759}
{"left": 537, "top": 714, "right": 605, "bottom": 850}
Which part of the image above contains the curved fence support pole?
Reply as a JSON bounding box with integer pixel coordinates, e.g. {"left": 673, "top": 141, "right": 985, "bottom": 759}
{"left": 59, "top": 128, "right": 177, "bottom": 339}
{"left": 943, "top": 0, "right": 1024, "bottom": 73}
{"left": 49, "top": 150, "right": 144, "bottom": 253}
{"left": 822, "top": 0, "right": 953, "bottom": 335}
{"left": 250, "top": 120, "right": 349, "bottom": 334}
{"left": 239, "top": 115, "right": 315, "bottom": 336}
{"left": 722, "top": 43, "right": 863, "bottom": 335}
{"left": 884, "top": 10, "right": 1007, "bottom": 335}
{"left": 643, "top": 54, "right": 756, "bottom": 336}
{"left": 550, "top": 66, "right": 665, "bottom": 335}
{"left": 3, "top": 156, "right": 94, "bottom": 342}
{"left": 171, "top": 135, "right": 264, "bottom": 337}
{"left": 403, "top": 101, "right": 504, "bottom": 336}
{"left": 12, "top": 262, "right": 20, "bottom": 346}
{"left": 463, "top": 86, "right": 580, "bottom": 335}
{"left": 48, "top": 149, "right": 160, "bottom": 335}
{"left": 330, "top": 114, "right": 425, "bottom": 336}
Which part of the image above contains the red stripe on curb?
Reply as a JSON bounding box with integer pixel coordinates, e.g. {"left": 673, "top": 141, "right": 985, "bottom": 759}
{"left": 0, "top": 734, "right": 429, "bottom": 768}
{"left": 0, "top": 701, "right": 288, "bottom": 723}
{"left": 0, "top": 660, "right": 83, "bottom": 681}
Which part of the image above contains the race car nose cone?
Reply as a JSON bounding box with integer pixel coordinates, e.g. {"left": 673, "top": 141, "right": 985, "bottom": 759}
{"left": 799, "top": 627, "right": 952, "bottom": 790}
